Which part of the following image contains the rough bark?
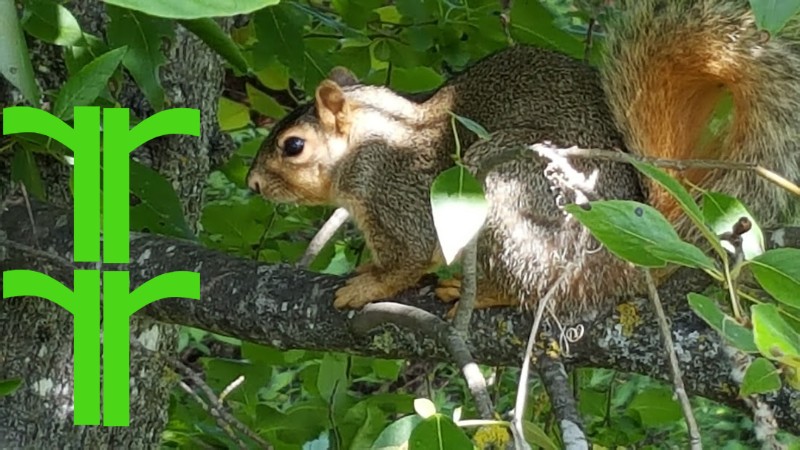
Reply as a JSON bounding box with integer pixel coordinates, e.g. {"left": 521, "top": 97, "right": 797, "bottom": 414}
{"left": 2, "top": 200, "right": 799, "bottom": 437}
{"left": 0, "top": 0, "right": 230, "bottom": 447}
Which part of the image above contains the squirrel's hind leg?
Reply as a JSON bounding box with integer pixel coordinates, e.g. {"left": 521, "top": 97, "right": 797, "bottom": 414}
{"left": 334, "top": 265, "right": 429, "bottom": 309}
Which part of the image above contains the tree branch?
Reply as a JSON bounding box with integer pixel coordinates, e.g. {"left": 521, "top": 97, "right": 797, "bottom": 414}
{"left": 1, "top": 200, "right": 799, "bottom": 434}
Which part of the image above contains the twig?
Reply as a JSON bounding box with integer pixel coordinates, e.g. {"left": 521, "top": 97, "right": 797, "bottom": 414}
{"left": 475, "top": 143, "right": 800, "bottom": 199}
{"left": 298, "top": 207, "right": 350, "bottom": 268}
{"left": 529, "top": 144, "right": 800, "bottom": 197}
{"left": 134, "top": 341, "right": 271, "bottom": 449}
{"left": 178, "top": 381, "right": 250, "bottom": 450}
{"left": 452, "top": 237, "right": 478, "bottom": 334}
{"left": 350, "top": 302, "right": 495, "bottom": 420}
{"left": 511, "top": 272, "right": 567, "bottom": 450}
{"left": 537, "top": 355, "right": 587, "bottom": 450}
{"left": 644, "top": 270, "right": 702, "bottom": 450}
{"left": 219, "top": 375, "right": 245, "bottom": 403}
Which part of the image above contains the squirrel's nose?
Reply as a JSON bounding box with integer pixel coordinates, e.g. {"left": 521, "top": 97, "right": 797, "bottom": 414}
{"left": 247, "top": 172, "right": 265, "bottom": 194}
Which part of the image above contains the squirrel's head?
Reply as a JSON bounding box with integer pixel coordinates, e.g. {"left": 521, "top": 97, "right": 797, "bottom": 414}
{"left": 246, "top": 67, "right": 362, "bottom": 205}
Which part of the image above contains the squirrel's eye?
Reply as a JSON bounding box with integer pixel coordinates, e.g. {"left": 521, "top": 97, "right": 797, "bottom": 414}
{"left": 282, "top": 137, "right": 305, "bottom": 157}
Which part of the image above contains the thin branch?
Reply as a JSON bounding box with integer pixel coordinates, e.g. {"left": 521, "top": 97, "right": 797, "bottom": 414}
{"left": 350, "top": 302, "right": 495, "bottom": 420}
{"left": 137, "top": 341, "right": 271, "bottom": 449}
{"left": 177, "top": 381, "right": 250, "bottom": 450}
{"left": 452, "top": 237, "right": 478, "bottom": 334}
{"left": 298, "top": 207, "right": 349, "bottom": 268}
{"left": 644, "top": 270, "right": 702, "bottom": 450}
{"left": 538, "top": 355, "right": 587, "bottom": 450}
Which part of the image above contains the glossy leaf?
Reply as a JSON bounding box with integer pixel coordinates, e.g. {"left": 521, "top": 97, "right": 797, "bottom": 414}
{"left": 129, "top": 160, "right": 194, "bottom": 239}
{"left": 450, "top": 112, "right": 491, "bottom": 141}
{"left": 246, "top": 83, "right": 285, "bottom": 119}
{"left": 749, "top": 248, "right": 800, "bottom": 309}
{"left": 100, "top": 0, "right": 280, "bottom": 19}
{"left": 740, "top": 357, "right": 782, "bottom": 397}
{"left": 217, "top": 97, "right": 251, "bottom": 131}
{"left": 687, "top": 293, "right": 758, "bottom": 353}
{"left": 752, "top": 304, "right": 800, "bottom": 369}
{"left": 179, "top": 18, "right": 250, "bottom": 74}
{"left": 566, "top": 200, "right": 708, "bottom": 268}
{"left": 749, "top": 0, "right": 800, "bottom": 33}
{"left": 408, "top": 414, "right": 472, "bottom": 450}
{"left": 412, "top": 398, "right": 436, "bottom": 419}
{"left": 522, "top": 421, "right": 558, "bottom": 450}
{"left": 371, "top": 415, "right": 422, "bottom": 450}
{"left": 0, "top": 0, "right": 41, "bottom": 105}
{"left": 631, "top": 161, "right": 705, "bottom": 233}
{"left": 52, "top": 46, "right": 127, "bottom": 120}
{"left": 106, "top": 5, "right": 174, "bottom": 111}
{"left": 430, "top": 165, "right": 488, "bottom": 264}
{"left": 21, "top": 0, "right": 84, "bottom": 46}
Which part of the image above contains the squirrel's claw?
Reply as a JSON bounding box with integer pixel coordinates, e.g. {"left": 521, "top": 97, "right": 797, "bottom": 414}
{"left": 334, "top": 273, "right": 394, "bottom": 309}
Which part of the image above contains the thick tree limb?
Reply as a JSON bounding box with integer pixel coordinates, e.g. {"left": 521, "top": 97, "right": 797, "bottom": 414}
{"left": 1, "top": 200, "right": 799, "bottom": 435}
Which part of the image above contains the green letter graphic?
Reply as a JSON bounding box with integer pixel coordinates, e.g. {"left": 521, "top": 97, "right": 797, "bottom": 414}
{"left": 2, "top": 106, "right": 202, "bottom": 426}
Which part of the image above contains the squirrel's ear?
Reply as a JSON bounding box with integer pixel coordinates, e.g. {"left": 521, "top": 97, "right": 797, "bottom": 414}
{"left": 315, "top": 79, "right": 351, "bottom": 134}
{"left": 327, "top": 66, "right": 359, "bottom": 87}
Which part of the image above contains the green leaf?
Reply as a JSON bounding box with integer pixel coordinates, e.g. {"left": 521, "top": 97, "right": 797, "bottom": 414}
{"left": 430, "top": 165, "right": 488, "bottom": 264}
{"left": 11, "top": 146, "right": 46, "bottom": 200}
{"left": 647, "top": 241, "right": 716, "bottom": 271}
{"left": 217, "top": 97, "right": 251, "bottom": 131}
{"left": 522, "top": 421, "right": 558, "bottom": 450}
{"left": 740, "top": 357, "right": 782, "bottom": 397}
{"left": 687, "top": 293, "right": 758, "bottom": 353}
{"left": 317, "top": 353, "right": 348, "bottom": 404}
{"left": 179, "top": 18, "right": 250, "bottom": 74}
{"left": 52, "top": 46, "right": 127, "bottom": 120}
{"left": 254, "top": 4, "right": 306, "bottom": 84}
{"left": 0, "top": 378, "right": 23, "bottom": 397}
{"left": 106, "top": 5, "right": 173, "bottom": 111}
{"left": 246, "top": 83, "right": 285, "bottom": 119}
{"left": 749, "top": 0, "right": 800, "bottom": 34}
{"left": 100, "top": 0, "right": 280, "bottom": 19}
{"left": 626, "top": 388, "right": 682, "bottom": 426}
{"left": 566, "top": 200, "right": 710, "bottom": 268}
{"left": 21, "top": 0, "right": 84, "bottom": 46}
{"left": 0, "top": 0, "right": 41, "bottom": 105}
{"left": 509, "top": 0, "right": 587, "bottom": 60}
{"left": 631, "top": 161, "right": 706, "bottom": 233}
{"left": 129, "top": 160, "right": 194, "bottom": 239}
{"left": 749, "top": 248, "right": 800, "bottom": 309}
{"left": 372, "top": 359, "right": 402, "bottom": 382}
{"left": 390, "top": 67, "right": 444, "bottom": 93}
{"left": 752, "top": 304, "right": 800, "bottom": 369}
{"left": 702, "top": 191, "right": 765, "bottom": 260}
{"left": 450, "top": 112, "right": 491, "bottom": 141}
{"left": 371, "top": 415, "right": 423, "bottom": 450}
{"left": 408, "top": 414, "right": 472, "bottom": 450}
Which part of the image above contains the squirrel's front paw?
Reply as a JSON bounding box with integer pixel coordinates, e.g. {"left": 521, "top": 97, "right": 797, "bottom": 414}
{"left": 435, "top": 277, "right": 462, "bottom": 303}
{"left": 334, "top": 273, "right": 395, "bottom": 309}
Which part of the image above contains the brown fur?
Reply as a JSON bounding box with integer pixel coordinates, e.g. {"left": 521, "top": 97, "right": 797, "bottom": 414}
{"left": 247, "top": 0, "right": 800, "bottom": 319}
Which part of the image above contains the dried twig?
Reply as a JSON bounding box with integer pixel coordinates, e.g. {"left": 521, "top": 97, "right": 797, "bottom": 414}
{"left": 644, "top": 270, "right": 702, "bottom": 450}
{"left": 351, "top": 302, "right": 495, "bottom": 420}
{"left": 134, "top": 341, "right": 271, "bottom": 449}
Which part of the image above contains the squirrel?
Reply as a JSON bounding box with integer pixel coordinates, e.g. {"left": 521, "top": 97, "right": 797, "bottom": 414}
{"left": 246, "top": 0, "right": 800, "bottom": 319}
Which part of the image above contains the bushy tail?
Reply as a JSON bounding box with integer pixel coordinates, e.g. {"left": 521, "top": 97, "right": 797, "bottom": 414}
{"left": 602, "top": 0, "right": 800, "bottom": 232}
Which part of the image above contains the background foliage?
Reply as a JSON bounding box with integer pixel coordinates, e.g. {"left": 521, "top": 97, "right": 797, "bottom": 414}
{"left": 2, "top": 0, "right": 800, "bottom": 448}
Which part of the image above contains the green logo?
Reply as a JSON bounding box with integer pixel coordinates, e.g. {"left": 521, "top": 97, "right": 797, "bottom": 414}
{"left": 2, "top": 107, "right": 202, "bottom": 427}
